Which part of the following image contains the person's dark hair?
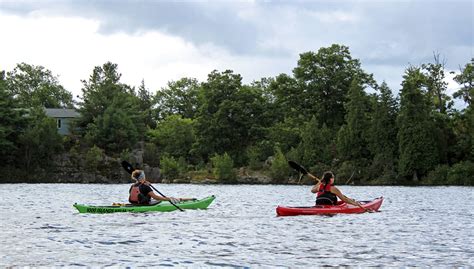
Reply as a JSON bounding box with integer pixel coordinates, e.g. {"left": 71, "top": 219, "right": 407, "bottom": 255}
{"left": 322, "top": 171, "right": 334, "bottom": 184}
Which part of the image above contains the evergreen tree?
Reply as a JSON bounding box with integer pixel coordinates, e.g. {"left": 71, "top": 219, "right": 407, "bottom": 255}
{"left": 336, "top": 78, "right": 371, "bottom": 163}
{"left": 422, "top": 55, "right": 455, "bottom": 165}
{"left": 0, "top": 71, "right": 25, "bottom": 164}
{"left": 422, "top": 54, "right": 452, "bottom": 114}
{"left": 269, "top": 146, "right": 289, "bottom": 182}
{"left": 452, "top": 59, "right": 474, "bottom": 161}
{"left": 85, "top": 98, "right": 140, "bottom": 153}
{"left": 137, "top": 79, "right": 156, "bottom": 128}
{"left": 300, "top": 116, "right": 333, "bottom": 168}
{"left": 78, "top": 62, "right": 134, "bottom": 126}
{"left": 397, "top": 67, "right": 438, "bottom": 181}
{"left": 367, "top": 82, "right": 398, "bottom": 182}
{"left": 78, "top": 62, "right": 145, "bottom": 153}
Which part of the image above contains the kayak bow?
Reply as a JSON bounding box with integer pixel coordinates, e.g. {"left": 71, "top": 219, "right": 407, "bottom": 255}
{"left": 74, "top": 195, "right": 215, "bottom": 214}
{"left": 276, "top": 196, "right": 383, "bottom": 216}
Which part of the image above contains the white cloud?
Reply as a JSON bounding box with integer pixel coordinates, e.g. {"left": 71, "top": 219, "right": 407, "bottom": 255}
{"left": 0, "top": 12, "right": 205, "bottom": 95}
{"left": 0, "top": 12, "right": 230, "bottom": 99}
{"left": 1, "top": 0, "right": 471, "bottom": 107}
{"left": 310, "top": 10, "right": 360, "bottom": 23}
{"left": 0, "top": 10, "right": 297, "bottom": 101}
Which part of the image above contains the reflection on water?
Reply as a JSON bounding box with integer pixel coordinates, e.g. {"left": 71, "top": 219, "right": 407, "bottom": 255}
{"left": 0, "top": 184, "right": 472, "bottom": 267}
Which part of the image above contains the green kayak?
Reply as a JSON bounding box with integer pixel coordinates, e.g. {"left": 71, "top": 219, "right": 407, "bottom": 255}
{"left": 74, "top": 195, "right": 215, "bottom": 214}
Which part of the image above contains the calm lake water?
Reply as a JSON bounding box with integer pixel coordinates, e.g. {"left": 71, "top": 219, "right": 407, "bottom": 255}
{"left": 0, "top": 184, "right": 472, "bottom": 267}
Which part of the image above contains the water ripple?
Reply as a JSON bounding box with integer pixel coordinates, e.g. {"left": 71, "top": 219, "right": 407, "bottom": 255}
{"left": 0, "top": 184, "right": 472, "bottom": 267}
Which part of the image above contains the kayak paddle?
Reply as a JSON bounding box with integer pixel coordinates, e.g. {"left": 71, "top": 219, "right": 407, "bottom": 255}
{"left": 288, "top": 160, "right": 308, "bottom": 175}
{"left": 288, "top": 160, "right": 321, "bottom": 183}
{"left": 121, "top": 160, "right": 184, "bottom": 212}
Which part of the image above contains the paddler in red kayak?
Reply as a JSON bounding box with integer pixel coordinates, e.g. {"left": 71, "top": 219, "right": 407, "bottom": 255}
{"left": 129, "top": 170, "right": 192, "bottom": 205}
{"left": 310, "top": 171, "right": 372, "bottom": 212}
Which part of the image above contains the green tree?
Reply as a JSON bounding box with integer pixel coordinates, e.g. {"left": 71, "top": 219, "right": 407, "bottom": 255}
{"left": 143, "top": 142, "right": 160, "bottom": 167}
{"left": 0, "top": 71, "right": 26, "bottom": 164}
{"left": 293, "top": 44, "right": 375, "bottom": 128}
{"left": 367, "top": 82, "right": 398, "bottom": 183}
{"left": 160, "top": 155, "right": 186, "bottom": 180}
{"left": 453, "top": 58, "right": 474, "bottom": 106}
{"left": 300, "top": 116, "right": 333, "bottom": 168}
{"left": 154, "top": 77, "right": 200, "bottom": 120}
{"left": 422, "top": 54, "right": 452, "bottom": 114}
{"left": 449, "top": 111, "right": 473, "bottom": 162}
{"left": 211, "top": 152, "right": 236, "bottom": 183}
{"left": 266, "top": 118, "right": 301, "bottom": 156}
{"left": 6, "top": 63, "right": 74, "bottom": 108}
{"left": 85, "top": 98, "right": 140, "bottom": 153}
{"left": 397, "top": 67, "right": 438, "bottom": 181}
{"left": 336, "top": 78, "right": 371, "bottom": 163}
{"left": 18, "top": 108, "right": 63, "bottom": 171}
{"left": 269, "top": 147, "right": 289, "bottom": 182}
{"left": 266, "top": 74, "right": 302, "bottom": 121}
{"left": 452, "top": 59, "right": 474, "bottom": 161}
{"left": 78, "top": 62, "right": 145, "bottom": 153}
{"left": 78, "top": 62, "right": 137, "bottom": 127}
{"left": 148, "top": 115, "right": 196, "bottom": 161}
{"left": 137, "top": 79, "right": 156, "bottom": 128}
{"left": 194, "top": 70, "right": 271, "bottom": 165}
{"left": 421, "top": 55, "right": 455, "bottom": 165}
{"left": 447, "top": 161, "right": 474, "bottom": 185}
{"left": 85, "top": 145, "right": 104, "bottom": 172}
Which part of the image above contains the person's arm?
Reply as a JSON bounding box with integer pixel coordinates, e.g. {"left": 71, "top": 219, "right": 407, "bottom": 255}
{"left": 330, "top": 186, "right": 368, "bottom": 211}
{"left": 146, "top": 191, "right": 174, "bottom": 202}
{"left": 309, "top": 172, "right": 322, "bottom": 193}
{"left": 311, "top": 182, "right": 321, "bottom": 193}
{"left": 147, "top": 191, "right": 165, "bottom": 201}
{"left": 146, "top": 191, "right": 187, "bottom": 203}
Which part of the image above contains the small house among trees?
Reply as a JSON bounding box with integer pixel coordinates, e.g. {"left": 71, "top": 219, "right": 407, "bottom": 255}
{"left": 44, "top": 108, "right": 79, "bottom": 135}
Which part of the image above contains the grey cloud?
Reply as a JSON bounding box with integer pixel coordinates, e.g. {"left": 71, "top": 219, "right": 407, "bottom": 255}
{"left": 348, "top": 1, "right": 472, "bottom": 68}
{"left": 1, "top": 0, "right": 472, "bottom": 91}
{"left": 1, "top": 0, "right": 260, "bottom": 54}
{"left": 1, "top": 1, "right": 471, "bottom": 61}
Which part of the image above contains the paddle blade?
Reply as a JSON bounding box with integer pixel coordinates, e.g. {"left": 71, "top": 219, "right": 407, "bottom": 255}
{"left": 288, "top": 160, "right": 308, "bottom": 175}
{"left": 121, "top": 160, "right": 135, "bottom": 175}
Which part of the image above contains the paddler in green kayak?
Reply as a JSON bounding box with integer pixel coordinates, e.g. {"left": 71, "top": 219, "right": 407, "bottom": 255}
{"left": 129, "top": 170, "right": 193, "bottom": 205}
{"left": 310, "top": 171, "right": 372, "bottom": 212}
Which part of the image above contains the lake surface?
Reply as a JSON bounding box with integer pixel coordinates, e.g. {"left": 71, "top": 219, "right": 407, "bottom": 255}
{"left": 0, "top": 184, "right": 472, "bottom": 267}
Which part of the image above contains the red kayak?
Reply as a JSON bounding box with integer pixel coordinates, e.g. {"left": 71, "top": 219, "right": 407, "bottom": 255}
{"left": 276, "top": 197, "right": 383, "bottom": 216}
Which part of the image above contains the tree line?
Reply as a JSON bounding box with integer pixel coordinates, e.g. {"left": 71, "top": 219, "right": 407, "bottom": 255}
{"left": 1, "top": 44, "right": 472, "bottom": 185}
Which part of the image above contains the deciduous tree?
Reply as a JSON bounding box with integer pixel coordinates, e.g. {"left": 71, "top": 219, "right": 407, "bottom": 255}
{"left": 6, "top": 63, "right": 74, "bottom": 108}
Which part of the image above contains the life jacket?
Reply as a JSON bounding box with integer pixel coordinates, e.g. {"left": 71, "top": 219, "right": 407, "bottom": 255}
{"left": 129, "top": 183, "right": 141, "bottom": 203}
{"left": 316, "top": 183, "right": 337, "bottom": 205}
{"left": 129, "top": 183, "right": 150, "bottom": 204}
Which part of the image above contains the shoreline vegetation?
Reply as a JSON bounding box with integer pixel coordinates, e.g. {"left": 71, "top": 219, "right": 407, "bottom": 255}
{"left": 1, "top": 44, "right": 473, "bottom": 186}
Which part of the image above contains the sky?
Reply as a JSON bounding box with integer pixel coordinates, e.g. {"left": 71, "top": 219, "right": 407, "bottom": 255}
{"left": 0, "top": 0, "right": 472, "bottom": 102}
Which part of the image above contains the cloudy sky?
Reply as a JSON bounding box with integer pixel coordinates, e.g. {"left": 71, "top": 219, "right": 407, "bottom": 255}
{"left": 0, "top": 0, "right": 472, "bottom": 100}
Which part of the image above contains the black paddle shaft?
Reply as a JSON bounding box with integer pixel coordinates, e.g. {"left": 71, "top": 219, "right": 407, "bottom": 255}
{"left": 121, "top": 160, "right": 184, "bottom": 212}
